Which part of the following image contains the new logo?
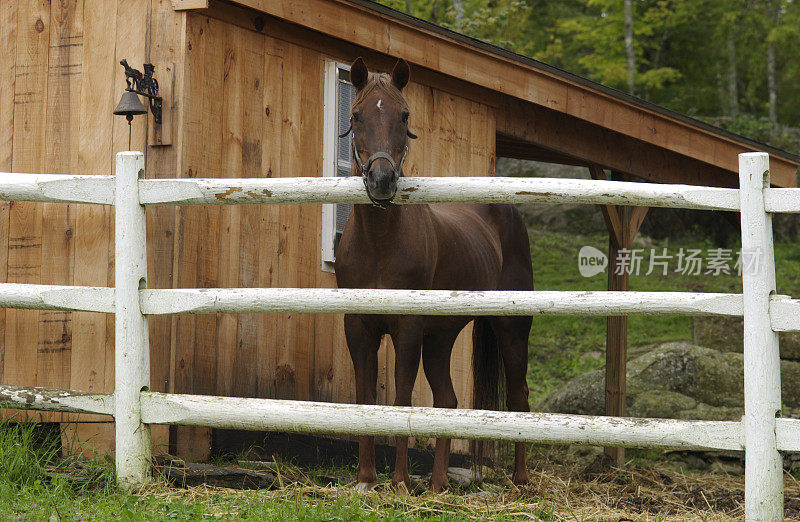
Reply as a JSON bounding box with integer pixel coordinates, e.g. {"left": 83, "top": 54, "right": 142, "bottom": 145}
{"left": 578, "top": 246, "right": 608, "bottom": 277}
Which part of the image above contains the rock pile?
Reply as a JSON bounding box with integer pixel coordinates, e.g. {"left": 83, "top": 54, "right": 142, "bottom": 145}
{"left": 540, "top": 334, "right": 800, "bottom": 420}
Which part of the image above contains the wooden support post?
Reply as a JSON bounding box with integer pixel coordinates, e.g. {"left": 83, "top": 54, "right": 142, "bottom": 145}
{"left": 114, "top": 152, "right": 151, "bottom": 487}
{"left": 590, "top": 166, "right": 648, "bottom": 466}
{"left": 739, "top": 152, "right": 783, "bottom": 520}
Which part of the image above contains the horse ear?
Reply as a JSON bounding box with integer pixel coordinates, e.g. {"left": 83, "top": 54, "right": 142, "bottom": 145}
{"left": 350, "top": 57, "right": 369, "bottom": 90}
{"left": 391, "top": 59, "right": 410, "bottom": 91}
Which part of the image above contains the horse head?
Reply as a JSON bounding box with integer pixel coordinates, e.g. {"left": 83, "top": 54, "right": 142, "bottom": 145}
{"left": 342, "top": 57, "right": 417, "bottom": 207}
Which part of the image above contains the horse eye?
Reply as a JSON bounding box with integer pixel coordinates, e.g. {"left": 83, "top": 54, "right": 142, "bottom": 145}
{"left": 401, "top": 111, "right": 409, "bottom": 123}
{"left": 352, "top": 110, "right": 361, "bottom": 122}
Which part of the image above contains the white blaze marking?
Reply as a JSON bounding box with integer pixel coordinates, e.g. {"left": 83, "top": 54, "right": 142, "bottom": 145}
{"left": 376, "top": 99, "right": 383, "bottom": 110}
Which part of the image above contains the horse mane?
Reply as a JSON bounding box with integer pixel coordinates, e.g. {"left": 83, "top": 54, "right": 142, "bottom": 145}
{"left": 352, "top": 73, "right": 408, "bottom": 111}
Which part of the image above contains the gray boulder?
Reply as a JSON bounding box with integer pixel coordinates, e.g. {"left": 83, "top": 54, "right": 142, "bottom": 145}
{"left": 447, "top": 467, "right": 482, "bottom": 487}
{"left": 692, "top": 316, "right": 800, "bottom": 360}
{"left": 540, "top": 341, "right": 800, "bottom": 420}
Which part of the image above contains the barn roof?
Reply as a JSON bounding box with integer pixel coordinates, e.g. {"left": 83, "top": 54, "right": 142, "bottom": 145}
{"left": 197, "top": 0, "right": 800, "bottom": 186}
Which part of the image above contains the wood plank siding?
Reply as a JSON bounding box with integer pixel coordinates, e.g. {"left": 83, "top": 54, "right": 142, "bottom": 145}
{"left": 0, "top": 0, "right": 170, "bottom": 451}
{"left": 0, "top": 0, "right": 797, "bottom": 457}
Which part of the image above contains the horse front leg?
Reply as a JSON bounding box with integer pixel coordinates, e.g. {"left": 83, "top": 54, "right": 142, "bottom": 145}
{"left": 389, "top": 324, "right": 423, "bottom": 491}
{"left": 344, "top": 315, "right": 382, "bottom": 491}
{"left": 422, "top": 331, "right": 459, "bottom": 493}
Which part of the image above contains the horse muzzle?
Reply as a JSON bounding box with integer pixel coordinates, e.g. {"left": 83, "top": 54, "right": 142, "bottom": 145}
{"left": 351, "top": 141, "right": 407, "bottom": 208}
{"left": 365, "top": 165, "right": 398, "bottom": 204}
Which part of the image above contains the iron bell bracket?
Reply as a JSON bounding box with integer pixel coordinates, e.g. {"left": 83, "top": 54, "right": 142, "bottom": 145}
{"left": 120, "top": 59, "right": 162, "bottom": 125}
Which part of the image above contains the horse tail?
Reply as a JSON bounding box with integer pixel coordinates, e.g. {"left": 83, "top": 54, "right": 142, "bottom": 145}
{"left": 471, "top": 316, "right": 503, "bottom": 466}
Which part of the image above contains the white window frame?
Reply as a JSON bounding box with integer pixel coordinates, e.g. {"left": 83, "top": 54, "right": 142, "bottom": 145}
{"left": 321, "top": 59, "right": 353, "bottom": 273}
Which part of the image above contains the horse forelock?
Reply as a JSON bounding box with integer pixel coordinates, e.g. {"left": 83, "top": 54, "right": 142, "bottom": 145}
{"left": 352, "top": 73, "right": 408, "bottom": 112}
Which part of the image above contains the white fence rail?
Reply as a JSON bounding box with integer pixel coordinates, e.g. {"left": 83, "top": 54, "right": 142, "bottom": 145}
{"left": 0, "top": 283, "right": 114, "bottom": 313}
{"left": 0, "top": 384, "right": 113, "bottom": 416}
{"left": 140, "top": 391, "right": 745, "bottom": 451}
{"left": 0, "top": 151, "right": 794, "bottom": 520}
{"left": 0, "top": 173, "right": 115, "bottom": 204}
{"left": 139, "top": 288, "right": 746, "bottom": 316}
{"left": 137, "top": 176, "right": 743, "bottom": 210}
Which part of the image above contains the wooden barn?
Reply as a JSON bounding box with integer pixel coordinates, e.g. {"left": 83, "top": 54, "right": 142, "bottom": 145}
{"left": 1, "top": 0, "right": 798, "bottom": 460}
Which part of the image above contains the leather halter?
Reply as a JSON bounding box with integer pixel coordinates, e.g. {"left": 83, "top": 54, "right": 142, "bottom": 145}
{"left": 350, "top": 134, "right": 408, "bottom": 209}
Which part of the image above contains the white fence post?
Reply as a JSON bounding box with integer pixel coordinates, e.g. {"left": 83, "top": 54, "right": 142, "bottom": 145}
{"left": 114, "top": 151, "right": 151, "bottom": 487}
{"left": 739, "top": 152, "right": 783, "bottom": 520}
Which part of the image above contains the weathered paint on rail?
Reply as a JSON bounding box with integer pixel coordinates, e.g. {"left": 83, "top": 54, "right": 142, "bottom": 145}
{"left": 764, "top": 188, "right": 800, "bottom": 213}
{"left": 0, "top": 283, "right": 115, "bottom": 312}
{"left": 775, "top": 418, "right": 800, "bottom": 452}
{"left": 138, "top": 176, "right": 742, "bottom": 210}
{"left": 768, "top": 296, "right": 800, "bottom": 332}
{"left": 141, "top": 392, "right": 744, "bottom": 451}
{"left": 0, "top": 173, "right": 114, "bottom": 204}
{"left": 0, "top": 384, "right": 113, "bottom": 415}
{"left": 139, "top": 288, "right": 745, "bottom": 317}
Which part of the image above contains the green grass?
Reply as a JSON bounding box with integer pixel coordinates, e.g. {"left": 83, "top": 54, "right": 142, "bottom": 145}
{"left": 0, "top": 418, "right": 122, "bottom": 521}
{"left": 526, "top": 228, "right": 800, "bottom": 403}
{"left": 0, "top": 418, "right": 561, "bottom": 521}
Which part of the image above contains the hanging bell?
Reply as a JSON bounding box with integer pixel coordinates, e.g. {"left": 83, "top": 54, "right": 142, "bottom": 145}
{"left": 114, "top": 90, "right": 148, "bottom": 150}
{"left": 113, "top": 91, "right": 147, "bottom": 120}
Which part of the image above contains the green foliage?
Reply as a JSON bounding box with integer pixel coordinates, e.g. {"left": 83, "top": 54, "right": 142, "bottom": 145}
{"left": 441, "top": 1, "right": 532, "bottom": 52}
{"left": 375, "top": 0, "right": 800, "bottom": 139}
{"left": 711, "top": 114, "right": 800, "bottom": 154}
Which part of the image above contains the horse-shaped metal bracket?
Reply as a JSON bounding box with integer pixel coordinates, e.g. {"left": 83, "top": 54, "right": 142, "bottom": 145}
{"left": 120, "top": 59, "right": 162, "bottom": 125}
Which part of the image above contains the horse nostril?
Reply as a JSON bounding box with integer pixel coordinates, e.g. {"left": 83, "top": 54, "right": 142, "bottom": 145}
{"left": 366, "top": 167, "right": 398, "bottom": 199}
{"left": 369, "top": 165, "right": 394, "bottom": 181}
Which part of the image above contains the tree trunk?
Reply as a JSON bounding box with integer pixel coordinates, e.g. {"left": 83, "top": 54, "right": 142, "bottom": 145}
{"left": 452, "top": 0, "right": 464, "bottom": 22}
{"left": 727, "top": 31, "right": 738, "bottom": 116}
{"left": 405, "top": 0, "right": 412, "bottom": 15}
{"left": 767, "top": 0, "right": 781, "bottom": 124}
{"left": 432, "top": 0, "right": 439, "bottom": 24}
{"left": 624, "top": 0, "right": 635, "bottom": 95}
{"left": 767, "top": 41, "right": 777, "bottom": 123}
{"left": 652, "top": 29, "right": 669, "bottom": 71}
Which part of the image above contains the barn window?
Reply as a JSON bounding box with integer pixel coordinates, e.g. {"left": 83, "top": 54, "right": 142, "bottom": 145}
{"left": 321, "top": 60, "right": 355, "bottom": 272}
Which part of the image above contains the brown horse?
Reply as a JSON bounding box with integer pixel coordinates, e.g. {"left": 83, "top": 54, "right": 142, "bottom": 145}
{"left": 334, "top": 57, "right": 533, "bottom": 493}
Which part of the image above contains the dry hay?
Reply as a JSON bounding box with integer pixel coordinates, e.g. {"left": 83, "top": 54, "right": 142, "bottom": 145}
{"left": 144, "top": 452, "right": 800, "bottom": 521}
{"left": 509, "top": 452, "right": 800, "bottom": 520}
{"left": 519, "top": 461, "right": 745, "bottom": 520}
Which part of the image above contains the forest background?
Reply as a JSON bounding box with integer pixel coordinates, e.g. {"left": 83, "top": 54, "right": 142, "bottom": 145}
{"left": 378, "top": 0, "right": 800, "bottom": 154}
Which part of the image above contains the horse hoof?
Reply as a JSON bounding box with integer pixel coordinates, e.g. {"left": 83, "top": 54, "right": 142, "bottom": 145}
{"left": 391, "top": 472, "right": 411, "bottom": 491}
{"left": 355, "top": 481, "right": 377, "bottom": 493}
{"left": 512, "top": 471, "right": 530, "bottom": 486}
{"left": 428, "top": 480, "right": 449, "bottom": 493}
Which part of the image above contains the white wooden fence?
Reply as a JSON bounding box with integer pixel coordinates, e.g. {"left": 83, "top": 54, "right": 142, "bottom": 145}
{"left": 0, "top": 151, "right": 797, "bottom": 520}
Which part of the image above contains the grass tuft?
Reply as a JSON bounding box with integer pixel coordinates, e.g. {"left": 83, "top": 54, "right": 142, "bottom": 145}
{"left": 0, "top": 417, "right": 62, "bottom": 488}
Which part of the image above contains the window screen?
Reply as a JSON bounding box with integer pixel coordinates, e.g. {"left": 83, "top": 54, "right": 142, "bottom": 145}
{"left": 334, "top": 67, "right": 355, "bottom": 256}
